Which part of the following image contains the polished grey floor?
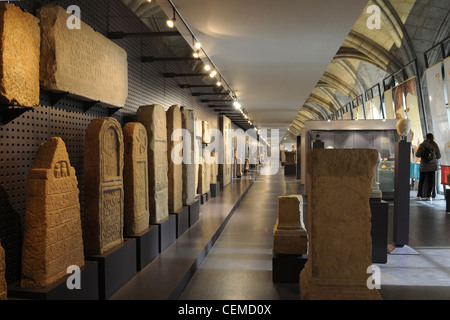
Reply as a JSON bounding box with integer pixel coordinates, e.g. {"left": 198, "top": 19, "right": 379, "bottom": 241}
{"left": 179, "top": 167, "right": 450, "bottom": 300}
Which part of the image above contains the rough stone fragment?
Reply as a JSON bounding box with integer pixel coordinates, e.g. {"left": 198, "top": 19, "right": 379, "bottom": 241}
{"left": 181, "top": 108, "right": 196, "bottom": 205}
{"left": 21, "top": 137, "right": 85, "bottom": 288}
{"left": 198, "top": 156, "right": 211, "bottom": 195}
{"left": 273, "top": 195, "right": 308, "bottom": 255}
{"left": 0, "top": 241, "right": 6, "bottom": 300}
{"left": 84, "top": 118, "right": 124, "bottom": 256}
{"left": 202, "top": 121, "right": 211, "bottom": 144}
{"left": 123, "top": 122, "right": 150, "bottom": 235}
{"left": 138, "top": 105, "right": 169, "bottom": 223}
{"left": 38, "top": 5, "right": 128, "bottom": 106}
{"left": 299, "top": 149, "right": 382, "bottom": 300}
{"left": 210, "top": 151, "right": 218, "bottom": 184}
{"left": 167, "top": 105, "right": 183, "bottom": 213}
{"left": 220, "top": 116, "right": 232, "bottom": 188}
{"left": 0, "top": 3, "right": 40, "bottom": 107}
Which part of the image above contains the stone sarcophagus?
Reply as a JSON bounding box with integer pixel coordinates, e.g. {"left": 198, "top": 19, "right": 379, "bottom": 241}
{"left": 38, "top": 5, "right": 128, "bottom": 107}
{"left": 123, "top": 122, "right": 150, "bottom": 235}
{"left": 84, "top": 118, "right": 124, "bottom": 256}
{"left": 138, "top": 105, "right": 169, "bottom": 223}
{"left": 167, "top": 105, "right": 183, "bottom": 213}
{"left": 0, "top": 3, "right": 40, "bottom": 107}
{"left": 181, "top": 108, "right": 196, "bottom": 205}
{"left": 299, "top": 149, "right": 382, "bottom": 300}
{"left": 21, "top": 137, "right": 85, "bottom": 288}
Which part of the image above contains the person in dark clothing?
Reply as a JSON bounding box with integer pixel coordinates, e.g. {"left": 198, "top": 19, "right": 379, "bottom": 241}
{"left": 415, "top": 133, "right": 441, "bottom": 201}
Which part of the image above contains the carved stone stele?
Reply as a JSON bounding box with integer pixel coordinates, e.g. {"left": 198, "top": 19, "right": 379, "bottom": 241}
{"left": 137, "top": 105, "right": 169, "bottom": 223}
{"left": 123, "top": 122, "right": 150, "bottom": 235}
{"left": 84, "top": 118, "right": 124, "bottom": 256}
{"left": 167, "top": 105, "right": 183, "bottom": 213}
{"left": 273, "top": 195, "right": 308, "bottom": 255}
{"left": 210, "top": 151, "right": 218, "bottom": 184}
{"left": 299, "top": 149, "right": 382, "bottom": 300}
{"left": 181, "top": 108, "right": 196, "bottom": 205}
{"left": 0, "top": 241, "right": 6, "bottom": 300}
{"left": 21, "top": 137, "right": 84, "bottom": 288}
{"left": 38, "top": 5, "right": 128, "bottom": 107}
{"left": 0, "top": 3, "right": 40, "bottom": 107}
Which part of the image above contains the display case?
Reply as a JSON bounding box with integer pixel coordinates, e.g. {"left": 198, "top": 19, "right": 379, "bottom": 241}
{"left": 379, "top": 159, "right": 395, "bottom": 198}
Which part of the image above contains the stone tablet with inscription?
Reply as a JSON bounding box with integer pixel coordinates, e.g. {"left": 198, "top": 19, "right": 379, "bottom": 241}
{"left": 167, "top": 105, "right": 183, "bottom": 213}
{"left": 124, "top": 122, "right": 150, "bottom": 235}
{"left": 138, "top": 105, "right": 169, "bottom": 223}
{"left": 0, "top": 242, "right": 6, "bottom": 300}
{"left": 0, "top": 3, "right": 40, "bottom": 107}
{"left": 84, "top": 118, "right": 124, "bottom": 256}
{"left": 181, "top": 108, "right": 196, "bottom": 205}
{"left": 38, "top": 5, "right": 128, "bottom": 106}
{"left": 21, "top": 137, "right": 85, "bottom": 288}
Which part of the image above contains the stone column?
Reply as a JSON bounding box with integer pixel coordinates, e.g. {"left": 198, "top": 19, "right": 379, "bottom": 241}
{"left": 167, "top": 105, "right": 183, "bottom": 213}
{"left": 84, "top": 118, "right": 124, "bottom": 256}
{"left": 299, "top": 149, "right": 381, "bottom": 300}
{"left": 22, "top": 137, "right": 85, "bottom": 288}
{"left": 181, "top": 108, "right": 196, "bottom": 205}
{"left": 137, "top": 105, "right": 169, "bottom": 223}
{"left": 0, "top": 242, "right": 6, "bottom": 300}
{"left": 273, "top": 195, "right": 308, "bottom": 255}
{"left": 123, "top": 122, "right": 150, "bottom": 235}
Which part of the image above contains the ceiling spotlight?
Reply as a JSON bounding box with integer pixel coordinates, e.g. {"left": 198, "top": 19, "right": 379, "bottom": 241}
{"left": 194, "top": 41, "right": 201, "bottom": 50}
{"left": 204, "top": 65, "right": 211, "bottom": 71}
{"left": 209, "top": 70, "right": 217, "bottom": 78}
{"left": 193, "top": 51, "right": 199, "bottom": 58}
{"left": 233, "top": 101, "right": 242, "bottom": 109}
{"left": 167, "top": 7, "right": 176, "bottom": 28}
{"left": 216, "top": 75, "right": 222, "bottom": 87}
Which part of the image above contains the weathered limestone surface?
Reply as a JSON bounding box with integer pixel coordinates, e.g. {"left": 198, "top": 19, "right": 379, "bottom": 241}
{"left": 273, "top": 195, "right": 308, "bottom": 255}
{"left": 220, "top": 116, "right": 232, "bottom": 188}
{"left": 138, "top": 105, "right": 169, "bottom": 223}
{"left": 0, "top": 3, "right": 40, "bottom": 107}
{"left": 21, "top": 137, "right": 84, "bottom": 288}
{"left": 0, "top": 242, "right": 7, "bottom": 300}
{"left": 84, "top": 118, "right": 124, "bottom": 256}
{"left": 181, "top": 108, "right": 196, "bottom": 205}
{"left": 371, "top": 152, "right": 382, "bottom": 199}
{"left": 167, "top": 105, "right": 183, "bottom": 213}
{"left": 38, "top": 5, "right": 128, "bottom": 106}
{"left": 210, "top": 151, "right": 218, "bottom": 184}
{"left": 198, "top": 156, "right": 211, "bottom": 195}
{"left": 123, "top": 122, "right": 150, "bottom": 235}
{"left": 299, "top": 149, "right": 382, "bottom": 300}
{"left": 202, "top": 121, "right": 211, "bottom": 144}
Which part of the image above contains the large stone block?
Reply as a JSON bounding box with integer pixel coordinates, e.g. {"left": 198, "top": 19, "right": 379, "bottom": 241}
{"left": 167, "top": 105, "right": 183, "bottom": 213}
{"left": 123, "top": 122, "right": 150, "bottom": 235}
{"left": 273, "top": 195, "right": 308, "bottom": 255}
{"left": 0, "top": 3, "right": 40, "bottom": 107}
{"left": 21, "top": 137, "right": 85, "bottom": 288}
{"left": 38, "top": 5, "right": 128, "bottom": 106}
{"left": 0, "top": 242, "right": 6, "bottom": 300}
{"left": 137, "top": 105, "right": 169, "bottom": 223}
{"left": 299, "top": 149, "right": 382, "bottom": 300}
{"left": 181, "top": 108, "right": 196, "bottom": 205}
{"left": 220, "top": 116, "right": 232, "bottom": 188}
{"left": 84, "top": 118, "right": 124, "bottom": 256}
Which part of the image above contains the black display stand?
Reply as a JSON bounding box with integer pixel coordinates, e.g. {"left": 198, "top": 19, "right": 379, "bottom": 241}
{"left": 7, "top": 261, "right": 99, "bottom": 300}
{"left": 272, "top": 254, "right": 307, "bottom": 283}
{"left": 446, "top": 187, "right": 450, "bottom": 213}
{"left": 210, "top": 183, "right": 220, "bottom": 198}
{"left": 187, "top": 198, "right": 200, "bottom": 226}
{"left": 284, "top": 165, "right": 296, "bottom": 176}
{"left": 85, "top": 238, "right": 137, "bottom": 300}
{"left": 151, "top": 214, "right": 177, "bottom": 253}
{"left": 200, "top": 191, "right": 211, "bottom": 204}
{"left": 170, "top": 206, "right": 190, "bottom": 238}
{"left": 125, "top": 226, "right": 159, "bottom": 271}
{"left": 370, "top": 198, "right": 389, "bottom": 263}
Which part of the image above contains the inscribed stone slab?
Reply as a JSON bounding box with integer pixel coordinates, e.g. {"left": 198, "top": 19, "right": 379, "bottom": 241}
{"left": 123, "top": 122, "right": 150, "bottom": 235}
{"left": 0, "top": 3, "right": 40, "bottom": 107}
{"left": 167, "top": 105, "right": 183, "bottom": 213}
{"left": 299, "top": 149, "right": 382, "bottom": 300}
{"left": 0, "top": 242, "right": 6, "bottom": 300}
{"left": 84, "top": 118, "right": 124, "bottom": 256}
{"left": 137, "top": 105, "right": 169, "bottom": 223}
{"left": 220, "top": 116, "right": 232, "bottom": 188}
{"left": 181, "top": 108, "right": 196, "bottom": 205}
{"left": 21, "top": 137, "right": 85, "bottom": 288}
{"left": 38, "top": 5, "right": 128, "bottom": 106}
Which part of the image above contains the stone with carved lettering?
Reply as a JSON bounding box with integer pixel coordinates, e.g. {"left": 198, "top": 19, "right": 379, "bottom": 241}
{"left": 84, "top": 118, "right": 124, "bottom": 256}
{"left": 299, "top": 149, "right": 382, "bottom": 300}
{"left": 167, "top": 105, "right": 183, "bottom": 213}
{"left": 0, "top": 3, "right": 40, "bottom": 107}
{"left": 181, "top": 108, "right": 197, "bottom": 205}
{"left": 138, "top": 105, "right": 169, "bottom": 223}
{"left": 21, "top": 137, "right": 85, "bottom": 288}
{"left": 123, "top": 122, "right": 150, "bottom": 235}
{"left": 0, "top": 241, "right": 6, "bottom": 300}
{"left": 38, "top": 5, "right": 128, "bottom": 106}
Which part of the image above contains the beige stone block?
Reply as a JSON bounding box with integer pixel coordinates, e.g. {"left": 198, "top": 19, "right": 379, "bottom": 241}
{"left": 210, "top": 151, "right": 218, "bottom": 184}
{"left": 273, "top": 195, "right": 308, "bottom": 255}
{"left": 299, "top": 149, "right": 382, "bottom": 300}
{"left": 38, "top": 5, "right": 128, "bottom": 106}
{"left": 0, "top": 241, "right": 6, "bottom": 300}
{"left": 21, "top": 137, "right": 85, "bottom": 288}
{"left": 84, "top": 118, "right": 124, "bottom": 256}
{"left": 202, "top": 121, "right": 211, "bottom": 144}
{"left": 123, "top": 122, "right": 150, "bottom": 235}
{"left": 181, "top": 108, "right": 196, "bottom": 205}
{"left": 137, "top": 105, "right": 169, "bottom": 223}
{"left": 167, "top": 105, "right": 183, "bottom": 213}
{"left": 0, "top": 3, "right": 40, "bottom": 107}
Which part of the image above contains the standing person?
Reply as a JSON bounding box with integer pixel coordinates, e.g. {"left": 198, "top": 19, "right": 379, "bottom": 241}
{"left": 415, "top": 133, "right": 441, "bottom": 201}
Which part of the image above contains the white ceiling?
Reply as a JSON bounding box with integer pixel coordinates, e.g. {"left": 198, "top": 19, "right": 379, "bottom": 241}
{"left": 156, "top": 0, "right": 368, "bottom": 134}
